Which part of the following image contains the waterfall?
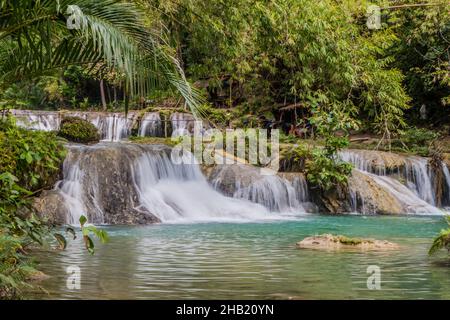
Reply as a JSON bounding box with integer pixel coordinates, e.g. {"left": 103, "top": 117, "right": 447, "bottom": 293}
{"left": 50, "top": 143, "right": 308, "bottom": 224}
{"left": 403, "top": 157, "right": 435, "bottom": 206}
{"left": 132, "top": 151, "right": 276, "bottom": 222}
{"left": 54, "top": 146, "right": 103, "bottom": 224}
{"left": 12, "top": 109, "right": 202, "bottom": 140}
{"left": 139, "top": 112, "right": 162, "bottom": 137}
{"left": 81, "top": 112, "right": 137, "bottom": 141}
{"left": 13, "top": 110, "right": 60, "bottom": 131}
{"left": 209, "top": 165, "right": 311, "bottom": 213}
{"left": 170, "top": 112, "right": 195, "bottom": 137}
{"left": 443, "top": 164, "right": 450, "bottom": 206}
{"left": 340, "top": 150, "right": 443, "bottom": 214}
{"left": 362, "top": 171, "right": 439, "bottom": 214}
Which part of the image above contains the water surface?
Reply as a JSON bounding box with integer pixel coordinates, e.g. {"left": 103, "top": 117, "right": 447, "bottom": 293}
{"left": 32, "top": 215, "right": 450, "bottom": 299}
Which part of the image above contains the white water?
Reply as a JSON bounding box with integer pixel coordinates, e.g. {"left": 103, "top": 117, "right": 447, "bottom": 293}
{"left": 54, "top": 151, "right": 87, "bottom": 225}
{"left": 365, "top": 171, "right": 440, "bottom": 214}
{"left": 14, "top": 111, "right": 60, "bottom": 131}
{"left": 211, "top": 169, "right": 310, "bottom": 213}
{"left": 131, "top": 151, "right": 285, "bottom": 222}
{"left": 139, "top": 112, "right": 162, "bottom": 137}
{"left": 12, "top": 109, "right": 208, "bottom": 141}
{"left": 79, "top": 112, "right": 137, "bottom": 142}
{"left": 443, "top": 164, "right": 450, "bottom": 206}
{"left": 170, "top": 112, "right": 195, "bottom": 137}
{"left": 340, "top": 150, "right": 444, "bottom": 214}
{"left": 53, "top": 144, "right": 305, "bottom": 224}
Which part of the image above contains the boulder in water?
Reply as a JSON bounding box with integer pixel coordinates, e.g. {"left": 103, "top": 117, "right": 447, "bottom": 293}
{"left": 296, "top": 234, "right": 400, "bottom": 251}
{"left": 58, "top": 116, "right": 100, "bottom": 144}
{"left": 33, "top": 190, "right": 70, "bottom": 224}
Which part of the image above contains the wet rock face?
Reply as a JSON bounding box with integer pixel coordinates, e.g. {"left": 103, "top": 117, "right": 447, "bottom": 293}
{"left": 34, "top": 143, "right": 163, "bottom": 225}
{"left": 347, "top": 170, "right": 404, "bottom": 214}
{"left": 205, "top": 164, "right": 316, "bottom": 213}
{"left": 340, "top": 149, "right": 407, "bottom": 174}
{"left": 206, "top": 164, "right": 265, "bottom": 196}
{"left": 33, "top": 190, "right": 69, "bottom": 225}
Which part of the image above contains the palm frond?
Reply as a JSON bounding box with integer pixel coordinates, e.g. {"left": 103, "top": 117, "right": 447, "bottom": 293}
{"left": 0, "top": 0, "right": 203, "bottom": 116}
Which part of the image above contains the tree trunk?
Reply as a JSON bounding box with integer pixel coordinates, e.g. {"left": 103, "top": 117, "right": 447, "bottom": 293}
{"left": 100, "top": 79, "right": 107, "bottom": 111}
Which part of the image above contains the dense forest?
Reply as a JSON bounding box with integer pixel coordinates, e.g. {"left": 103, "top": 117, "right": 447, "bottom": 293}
{"left": 1, "top": 0, "right": 449, "bottom": 300}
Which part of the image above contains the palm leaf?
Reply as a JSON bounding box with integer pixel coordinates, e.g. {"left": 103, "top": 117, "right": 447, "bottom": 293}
{"left": 0, "top": 0, "right": 203, "bottom": 116}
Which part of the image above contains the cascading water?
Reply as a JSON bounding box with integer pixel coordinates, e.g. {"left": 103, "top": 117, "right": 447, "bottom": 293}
{"left": 170, "top": 112, "right": 195, "bottom": 137}
{"left": 50, "top": 143, "right": 308, "bottom": 224}
{"left": 232, "top": 176, "right": 309, "bottom": 212}
{"left": 403, "top": 157, "right": 435, "bottom": 206}
{"left": 443, "top": 164, "right": 450, "bottom": 207}
{"left": 139, "top": 112, "right": 162, "bottom": 137}
{"left": 13, "top": 110, "right": 60, "bottom": 131}
{"left": 86, "top": 112, "right": 137, "bottom": 141}
{"left": 209, "top": 165, "right": 312, "bottom": 213}
{"left": 340, "top": 150, "right": 445, "bottom": 214}
{"left": 12, "top": 109, "right": 201, "bottom": 140}
{"left": 54, "top": 145, "right": 105, "bottom": 224}
{"left": 132, "top": 151, "right": 276, "bottom": 222}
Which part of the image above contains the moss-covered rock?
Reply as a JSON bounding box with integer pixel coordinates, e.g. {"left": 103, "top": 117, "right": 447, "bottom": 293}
{"left": 296, "top": 234, "right": 400, "bottom": 251}
{"left": 58, "top": 116, "right": 100, "bottom": 144}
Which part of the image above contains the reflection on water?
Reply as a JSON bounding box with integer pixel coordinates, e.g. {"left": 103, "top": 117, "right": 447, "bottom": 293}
{"left": 30, "top": 215, "right": 450, "bottom": 299}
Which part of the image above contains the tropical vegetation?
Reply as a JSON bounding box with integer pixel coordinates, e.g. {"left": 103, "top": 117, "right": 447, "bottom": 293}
{"left": 1, "top": 0, "right": 450, "bottom": 298}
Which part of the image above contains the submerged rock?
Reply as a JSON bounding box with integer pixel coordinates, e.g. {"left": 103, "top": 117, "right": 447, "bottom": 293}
{"left": 296, "top": 234, "right": 400, "bottom": 251}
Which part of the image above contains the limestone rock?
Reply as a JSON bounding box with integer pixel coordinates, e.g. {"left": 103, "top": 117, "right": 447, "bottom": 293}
{"left": 33, "top": 190, "right": 69, "bottom": 224}
{"left": 296, "top": 234, "right": 400, "bottom": 251}
{"left": 347, "top": 170, "right": 404, "bottom": 214}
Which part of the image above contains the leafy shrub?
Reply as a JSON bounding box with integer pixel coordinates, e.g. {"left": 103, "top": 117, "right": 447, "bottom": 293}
{"left": 429, "top": 215, "right": 450, "bottom": 256}
{"left": 305, "top": 148, "right": 353, "bottom": 191}
{"left": 0, "top": 117, "right": 66, "bottom": 191}
{"left": 58, "top": 116, "right": 100, "bottom": 144}
{"left": 0, "top": 117, "right": 67, "bottom": 298}
{"left": 391, "top": 127, "right": 439, "bottom": 156}
{"left": 0, "top": 231, "right": 38, "bottom": 299}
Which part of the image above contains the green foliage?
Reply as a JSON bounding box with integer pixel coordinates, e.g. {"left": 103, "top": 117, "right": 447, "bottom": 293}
{"left": 392, "top": 127, "right": 440, "bottom": 156}
{"left": 0, "top": 231, "right": 38, "bottom": 299}
{"left": 389, "top": 2, "right": 450, "bottom": 125}
{"left": 58, "top": 117, "right": 100, "bottom": 144}
{"left": 151, "top": 0, "right": 412, "bottom": 134}
{"left": 198, "top": 104, "right": 233, "bottom": 127}
{"left": 128, "top": 136, "right": 178, "bottom": 146}
{"left": 0, "top": 117, "right": 67, "bottom": 191}
{"left": 79, "top": 215, "right": 109, "bottom": 255}
{"left": 0, "top": 0, "right": 202, "bottom": 115}
{"left": 303, "top": 108, "right": 355, "bottom": 190}
{"left": 429, "top": 216, "right": 450, "bottom": 255}
{"left": 305, "top": 149, "right": 354, "bottom": 191}
{"left": 0, "top": 117, "right": 67, "bottom": 298}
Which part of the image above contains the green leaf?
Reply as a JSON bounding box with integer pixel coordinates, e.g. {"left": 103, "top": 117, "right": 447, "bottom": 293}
{"left": 66, "top": 227, "right": 77, "bottom": 240}
{"left": 79, "top": 215, "right": 87, "bottom": 226}
{"left": 85, "top": 236, "right": 95, "bottom": 255}
{"left": 54, "top": 233, "right": 67, "bottom": 250}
